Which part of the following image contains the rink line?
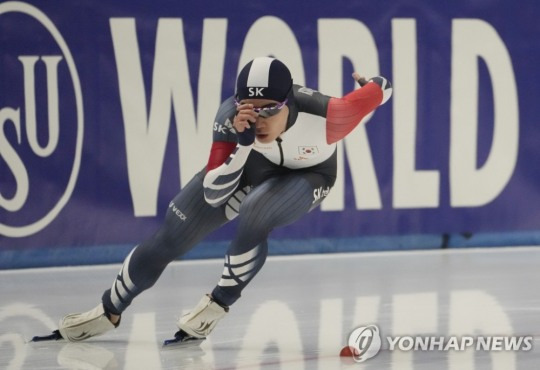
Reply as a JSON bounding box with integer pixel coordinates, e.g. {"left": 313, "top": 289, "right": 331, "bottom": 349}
{"left": 1, "top": 245, "right": 539, "bottom": 275}
{"left": 125, "top": 313, "right": 161, "bottom": 369}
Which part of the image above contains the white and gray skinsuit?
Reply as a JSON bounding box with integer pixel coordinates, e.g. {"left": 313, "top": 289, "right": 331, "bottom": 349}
{"left": 101, "top": 78, "right": 390, "bottom": 314}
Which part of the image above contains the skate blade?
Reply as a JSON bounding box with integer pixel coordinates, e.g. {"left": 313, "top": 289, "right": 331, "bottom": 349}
{"left": 162, "top": 336, "right": 205, "bottom": 349}
{"left": 29, "top": 330, "right": 63, "bottom": 343}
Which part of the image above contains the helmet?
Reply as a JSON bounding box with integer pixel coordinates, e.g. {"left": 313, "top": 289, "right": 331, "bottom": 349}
{"left": 236, "top": 57, "right": 292, "bottom": 102}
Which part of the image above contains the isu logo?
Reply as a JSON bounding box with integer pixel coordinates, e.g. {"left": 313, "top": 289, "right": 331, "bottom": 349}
{"left": 0, "top": 2, "right": 83, "bottom": 237}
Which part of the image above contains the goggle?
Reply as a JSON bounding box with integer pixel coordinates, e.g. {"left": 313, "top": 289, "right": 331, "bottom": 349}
{"left": 234, "top": 98, "right": 288, "bottom": 118}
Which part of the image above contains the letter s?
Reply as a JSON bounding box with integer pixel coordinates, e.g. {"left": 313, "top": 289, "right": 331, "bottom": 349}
{"left": 0, "top": 107, "right": 29, "bottom": 211}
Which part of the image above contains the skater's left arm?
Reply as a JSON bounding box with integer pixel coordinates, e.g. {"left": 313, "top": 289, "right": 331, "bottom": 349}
{"left": 325, "top": 73, "right": 392, "bottom": 144}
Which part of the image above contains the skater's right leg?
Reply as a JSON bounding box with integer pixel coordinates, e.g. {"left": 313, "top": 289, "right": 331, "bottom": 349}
{"left": 59, "top": 171, "right": 230, "bottom": 342}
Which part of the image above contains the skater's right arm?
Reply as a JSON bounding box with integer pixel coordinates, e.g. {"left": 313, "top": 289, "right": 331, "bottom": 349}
{"left": 203, "top": 97, "right": 255, "bottom": 207}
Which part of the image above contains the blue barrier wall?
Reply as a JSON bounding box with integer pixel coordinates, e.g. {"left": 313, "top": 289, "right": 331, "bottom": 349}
{"left": 1, "top": 0, "right": 539, "bottom": 268}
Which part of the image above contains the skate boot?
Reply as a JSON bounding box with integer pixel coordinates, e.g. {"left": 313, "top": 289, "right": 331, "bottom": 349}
{"left": 58, "top": 304, "right": 119, "bottom": 342}
{"left": 163, "top": 295, "right": 228, "bottom": 347}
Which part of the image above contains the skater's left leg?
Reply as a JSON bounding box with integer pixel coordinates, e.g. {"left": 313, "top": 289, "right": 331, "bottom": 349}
{"left": 212, "top": 172, "right": 328, "bottom": 306}
{"left": 178, "top": 172, "right": 332, "bottom": 338}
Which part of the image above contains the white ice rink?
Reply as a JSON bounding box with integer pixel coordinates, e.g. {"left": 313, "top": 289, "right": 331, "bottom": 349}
{"left": 1, "top": 246, "right": 539, "bottom": 369}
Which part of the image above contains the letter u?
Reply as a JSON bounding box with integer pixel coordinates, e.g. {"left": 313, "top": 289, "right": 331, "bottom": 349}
{"left": 18, "top": 55, "right": 62, "bottom": 157}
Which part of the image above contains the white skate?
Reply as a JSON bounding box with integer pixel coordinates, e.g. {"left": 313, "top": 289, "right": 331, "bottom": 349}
{"left": 58, "top": 304, "right": 118, "bottom": 342}
{"left": 163, "top": 295, "right": 228, "bottom": 347}
{"left": 178, "top": 294, "right": 228, "bottom": 338}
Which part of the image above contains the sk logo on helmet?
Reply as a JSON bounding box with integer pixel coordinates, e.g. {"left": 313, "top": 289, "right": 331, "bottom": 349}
{"left": 0, "top": 2, "right": 83, "bottom": 237}
{"left": 248, "top": 87, "right": 264, "bottom": 97}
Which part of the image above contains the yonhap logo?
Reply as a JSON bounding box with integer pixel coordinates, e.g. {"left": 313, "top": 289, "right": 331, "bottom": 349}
{"left": 346, "top": 323, "right": 533, "bottom": 363}
{"left": 348, "top": 325, "right": 382, "bottom": 362}
{"left": 0, "top": 2, "right": 83, "bottom": 237}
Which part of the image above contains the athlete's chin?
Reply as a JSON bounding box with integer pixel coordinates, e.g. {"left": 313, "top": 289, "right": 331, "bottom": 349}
{"left": 256, "top": 134, "right": 272, "bottom": 143}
